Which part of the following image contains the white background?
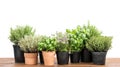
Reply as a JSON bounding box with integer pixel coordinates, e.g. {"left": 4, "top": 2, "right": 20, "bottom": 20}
{"left": 0, "top": 0, "right": 120, "bottom": 58}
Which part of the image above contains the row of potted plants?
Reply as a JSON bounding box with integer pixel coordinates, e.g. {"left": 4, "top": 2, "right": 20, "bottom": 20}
{"left": 9, "top": 23, "right": 112, "bottom": 65}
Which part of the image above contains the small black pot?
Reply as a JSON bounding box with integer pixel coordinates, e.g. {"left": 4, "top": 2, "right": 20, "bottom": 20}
{"left": 38, "top": 51, "right": 44, "bottom": 64}
{"left": 56, "top": 51, "right": 69, "bottom": 65}
{"left": 81, "top": 48, "right": 92, "bottom": 62}
{"left": 92, "top": 52, "right": 107, "bottom": 65}
{"left": 70, "top": 52, "right": 80, "bottom": 63}
{"left": 13, "top": 45, "right": 25, "bottom": 63}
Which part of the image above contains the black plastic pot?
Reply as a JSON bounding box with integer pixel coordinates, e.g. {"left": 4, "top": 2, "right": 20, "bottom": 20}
{"left": 56, "top": 51, "right": 69, "bottom": 65}
{"left": 92, "top": 52, "right": 107, "bottom": 65}
{"left": 13, "top": 45, "right": 24, "bottom": 63}
{"left": 81, "top": 48, "right": 92, "bottom": 62}
{"left": 70, "top": 52, "right": 80, "bottom": 63}
{"left": 38, "top": 51, "right": 44, "bottom": 64}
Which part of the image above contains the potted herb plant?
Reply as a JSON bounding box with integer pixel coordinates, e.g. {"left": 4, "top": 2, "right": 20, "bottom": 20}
{"left": 18, "top": 35, "right": 39, "bottom": 65}
{"left": 66, "top": 25, "right": 85, "bottom": 63}
{"left": 38, "top": 36, "right": 57, "bottom": 66}
{"left": 37, "top": 35, "right": 46, "bottom": 64}
{"left": 81, "top": 22, "right": 101, "bottom": 62}
{"left": 9, "top": 25, "right": 35, "bottom": 63}
{"left": 55, "top": 32, "right": 69, "bottom": 65}
{"left": 86, "top": 36, "right": 112, "bottom": 65}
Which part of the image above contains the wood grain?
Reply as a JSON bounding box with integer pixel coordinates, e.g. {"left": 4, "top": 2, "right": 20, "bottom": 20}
{"left": 0, "top": 58, "right": 120, "bottom": 67}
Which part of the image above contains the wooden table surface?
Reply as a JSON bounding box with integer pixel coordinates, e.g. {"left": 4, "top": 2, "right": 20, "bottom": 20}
{"left": 0, "top": 58, "right": 120, "bottom": 67}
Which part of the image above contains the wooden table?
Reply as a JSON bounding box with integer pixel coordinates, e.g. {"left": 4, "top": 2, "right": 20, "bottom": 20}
{"left": 0, "top": 58, "right": 120, "bottom": 67}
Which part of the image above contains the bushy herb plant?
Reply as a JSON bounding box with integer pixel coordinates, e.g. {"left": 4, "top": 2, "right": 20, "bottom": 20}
{"left": 38, "top": 36, "right": 57, "bottom": 51}
{"left": 86, "top": 36, "right": 112, "bottom": 52}
{"left": 55, "top": 32, "right": 69, "bottom": 52}
{"left": 9, "top": 25, "right": 35, "bottom": 45}
{"left": 18, "top": 35, "right": 40, "bottom": 53}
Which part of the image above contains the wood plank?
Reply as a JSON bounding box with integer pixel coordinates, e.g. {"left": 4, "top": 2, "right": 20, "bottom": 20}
{"left": 0, "top": 58, "right": 120, "bottom": 67}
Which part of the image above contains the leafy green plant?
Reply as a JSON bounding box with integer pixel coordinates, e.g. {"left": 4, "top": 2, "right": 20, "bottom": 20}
{"left": 82, "top": 22, "right": 102, "bottom": 45}
{"left": 55, "top": 32, "right": 69, "bottom": 52}
{"left": 83, "top": 22, "right": 101, "bottom": 38}
{"left": 86, "top": 36, "right": 112, "bottom": 52}
{"left": 66, "top": 25, "right": 86, "bottom": 52}
{"left": 9, "top": 25, "right": 35, "bottom": 45}
{"left": 38, "top": 36, "right": 57, "bottom": 51}
{"left": 18, "top": 35, "right": 41, "bottom": 53}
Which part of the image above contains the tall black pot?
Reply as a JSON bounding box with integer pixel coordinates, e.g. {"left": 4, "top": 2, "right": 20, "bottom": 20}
{"left": 13, "top": 45, "right": 24, "bottom": 63}
{"left": 81, "top": 48, "right": 92, "bottom": 62}
{"left": 70, "top": 52, "right": 80, "bottom": 63}
{"left": 56, "top": 51, "right": 69, "bottom": 65}
{"left": 38, "top": 51, "right": 44, "bottom": 64}
{"left": 92, "top": 52, "right": 107, "bottom": 65}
